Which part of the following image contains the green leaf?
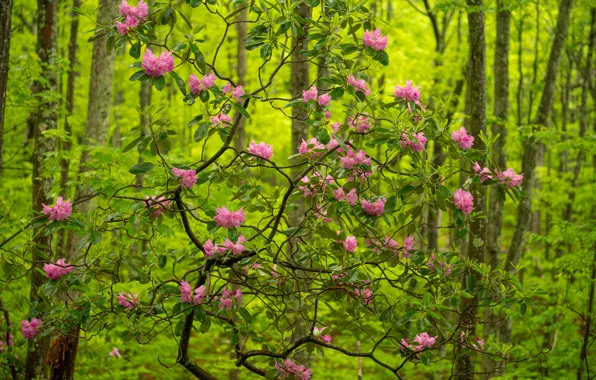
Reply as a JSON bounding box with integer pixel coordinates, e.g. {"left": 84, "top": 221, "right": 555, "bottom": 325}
{"left": 129, "top": 70, "right": 146, "bottom": 81}
{"left": 239, "top": 307, "right": 252, "bottom": 323}
{"left": 129, "top": 162, "right": 155, "bottom": 175}
{"left": 199, "top": 90, "right": 210, "bottom": 103}
{"left": 315, "top": 128, "right": 330, "bottom": 144}
{"left": 153, "top": 76, "right": 166, "bottom": 91}
{"left": 158, "top": 255, "right": 167, "bottom": 268}
{"left": 188, "top": 115, "right": 203, "bottom": 127}
{"left": 329, "top": 87, "right": 344, "bottom": 100}
{"left": 122, "top": 136, "right": 143, "bottom": 152}
{"left": 281, "top": 227, "right": 309, "bottom": 237}
{"left": 169, "top": 71, "right": 187, "bottom": 95}
{"left": 129, "top": 42, "right": 141, "bottom": 59}
{"left": 260, "top": 43, "right": 272, "bottom": 59}
{"left": 233, "top": 102, "right": 250, "bottom": 119}
{"left": 194, "top": 124, "right": 209, "bottom": 142}
{"left": 466, "top": 274, "right": 476, "bottom": 292}
{"left": 375, "top": 50, "right": 389, "bottom": 66}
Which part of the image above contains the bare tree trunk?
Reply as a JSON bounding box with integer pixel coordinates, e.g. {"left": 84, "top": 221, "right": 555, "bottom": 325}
{"left": 0, "top": 0, "right": 13, "bottom": 177}
{"left": 25, "top": 1, "right": 58, "bottom": 378}
{"left": 454, "top": 0, "right": 486, "bottom": 377}
{"left": 233, "top": 5, "right": 247, "bottom": 153}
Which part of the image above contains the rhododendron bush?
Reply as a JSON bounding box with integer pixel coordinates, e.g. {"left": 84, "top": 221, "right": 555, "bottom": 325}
{"left": 0, "top": 0, "right": 541, "bottom": 378}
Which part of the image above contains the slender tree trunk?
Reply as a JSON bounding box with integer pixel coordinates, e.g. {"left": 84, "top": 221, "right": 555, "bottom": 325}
{"left": 233, "top": 5, "right": 247, "bottom": 153}
{"left": 0, "top": 0, "right": 13, "bottom": 177}
{"left": 26, "top": 1, "right": 59, "bottom": 378}
{"left": 505, "top": 0, "right": 572, "bottom": 274}
{"left": 454, "top": 0, "right": 486, "bottom": 377}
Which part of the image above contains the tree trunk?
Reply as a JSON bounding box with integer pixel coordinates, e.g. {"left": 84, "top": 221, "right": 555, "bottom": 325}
{"left": 0, "top": 0, "right": 13, "bottom": 177}
{"left": 454, "top": 0, "right": 486, "bottom": 377}
{"left": 505, "top": 0, "right": 572, "bottom": 274}
{"left": 233, "top": 5, "right": 247, "bottom": 153}
{"left": 25, "top": 0, "right": 59, "bottom": 378}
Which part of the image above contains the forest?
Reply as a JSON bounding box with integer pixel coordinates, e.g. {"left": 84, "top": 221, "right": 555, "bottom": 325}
{"left": 0, "top": 0, "right": 594, "bottom": 378}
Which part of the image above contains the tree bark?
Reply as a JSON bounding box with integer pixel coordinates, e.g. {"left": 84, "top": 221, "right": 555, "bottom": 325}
{"left": 0, "top": 0, "right": 13, "bottom": 177}
{"left": 454, "top": 0, "right": 486, "bottom": 377}
{"left": 233, "top": 5, "right": 248, "bottom": 153}
{"left": 505, "top": 0, "right": 572, "bottom": 274}
{"left": 25, "top": 0, "right": 59, "bottom": 378}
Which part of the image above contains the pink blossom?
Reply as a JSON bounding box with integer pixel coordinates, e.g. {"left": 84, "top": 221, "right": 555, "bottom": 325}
{"left": 400, "top": 338, "right": 412, "bottom": 350}
{"left": 214, "top": 207, "right": 245, "bottom": 228}
{"left": 413, "top": 332, "right": 437, "bottom": 351}
{"left": 302, "top": 86, "right": 318, "bottom": 102}
{"left": 331, "top": 271, "right": 347, "bottom": 281}
{"left": 135, "top": 0, "right": 148, "bottom": 20}
{"left": 276, "top": 359, "right": 312, "bottom": 380}
{"left": 210, "top": 113, "right": 233, "bottom": 126}
{"left": 172, "top": 167, "right": 197, "bottom": 189}
{"left": 473, "top": 162, "right": 492, "bottom": 182}
{"left": 232, "top": 288, "right": 242, "bottom": 303}
{"left": 42, "top": 196, "right": 72, "bottom": 221}
{"left": 118, "top": 292, "right": 139, "bottom": 309}
{"left": 0, "top": 332, "right": 14, "bottom": 351}
{"left": 117, "top": 22, "right": 129, "bottom": 35}
{"left": 180, "top": 280, "right": 192, "bottom": 303}
{"left": 298, "top": 172, "right": 333, "bottom": 197}
{"left": 313, "top": 326, "right": 332, "bottom": 344}
{"left": 118, "top": 0, "right": 148, "bottom": 35}
{"left": 299, "top": 137, "right": 325, "bottom": 156}
{"left": 472, "top": 337, "right": 485, "bottom": 350}
{"left": 497, "top": 168, "right": 524, "bottom": 188}
{"left": 343, "top": 236, "right": 358, "bottom": 252}
{"left": 363, "top": 28, "right": 388, "bottom": 51}
{"left": 142, "top": 49, "right": 174, "bottom": 77}
{"left": 354, "top": 288, "right": 373, "bottom": 304}
{"left": 193, "top": 285, "right": 206, "bottom": 305}
{"left": 216, "top": 288, "right": 242, "bottom": 310}
{"left": 318, "top": 93, "right": 331, "bottom": 107}
{"left": 314, "top": 204, "right": 332, "bottom": 223}
{"left": 334, "top": 187, "right": 345, "bottom": 201}
{"left": 394, "top": 80, "right": 424, "bottom": 112}
{"left": 247, "top": 141, "right": 273, "bottom": 160}
{"left": 43, "top": 258, "right": 73, "bottom": 280}
{"left": 451, "top": 126, "right": 474, "bottom": 149}
{"left": 427, "top": 254, "right": 453, "bottom": 275}
{"left": 454, "top": 188, "right": 474, "bottom": 215}
{"left": 203, "top": 240, "right": 216, "bottom": 257}
{"left": 223, "top": 235, "right": 246, "bottom": 255}
{"left": 272, "top": 264, "right": 279, "bottom": 279}
{"left": 232, "top": 86, "right": 245, "bottom": 102}
{"left": 219, "top": 298, "right": 233, "bottom": 310}
{"left": 400, "top": 132, "right": 427, "bottom": 152}
{"left": 348, "top": 113, "right": 371, "bottom": 133}
{"left": 189, "top": 73, "right": 218, "bottom": 95}
{"left": 325, "top": 110, "right": 332, "bottom": 119}
{"left": 331, "top": 122, "right": 341, "bottom": 133}
{"left": 340, "top": 149, "right": 371, "bottom": 169}
{"left": 402, "top": 236, "right": 415, "bottom": 258}
{"left": 361, "top": 198, "right": 386, "bottom": 216}
{"left": 109, "top": 347, "right": 122, "bottom": 358}
{"left": 347, "top": 75, "right": 371, "bottom": 96}
{"left": 346, "top": 189, "right": 358, "bottom": 206}
{"left": 21, "top": 318, "right": 41, "bottom": 339}
{"left": 145, "top": 196, "right": 170, "bottom": 218}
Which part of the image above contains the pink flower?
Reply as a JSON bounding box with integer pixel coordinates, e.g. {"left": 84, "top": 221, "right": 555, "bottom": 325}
{"left": 298, "top": 172, "right": 334, "bottom": 197}
{"left": 43, "top": 258, "right": 73, "bottom": 280}
{"left": 193, "top": 285, "right": 206, "bottom": 305}
{"left": 109, "top": 347, "right": 122, "bottom": 358}
{"left": 451, "top": 126, "right": 474, "bottom": 149}
{"left": 497, "top": 168, "right": 524, "bottom": 188}
{"left": 248, "top": 141, "right": 273, "bottom": 160}
{"left": 325, "top": 110, "right": 332, "bottom": 119}
{"left": 223, "top": 82, "right": 231, "bottom": 93}
{"left": 346, "top": 189, "right": 358, "bottom": 206}
{"left": 21, "top": 318, "right": 41, "bottom": 339}
{"left": 331, "top": 122, "right": 341, "bottom": 133}
{"left": 118, "top": 292, "right": 139, "bottom": 309}
{"left": 232, "top": 288, "right": 242, "bottom": 303}
{"left": 180, "top": 280, "right": 192, "bottom": 303}
{"left": 145, "top": 196, "right": 170, "bottom": 218}
{"left": 135, "top": 0, "right": 148, "bottom": 20}
{"left": 354, "top": 288, "right": 373, "bottom": 304}
{"left": 313, "top": 326, "right": 332, "bottom": 344}
{"left": 172, "top": 168, "right": 197, "bottom": 189}
{"left": 302, "top": 86, "right": 318, "bottom": 102}
{"left": 318, "top": 93, "right": 331, "bottom": 107}
{"left": 343, "top": 236, "right": 357, "bottom": 252}
{"left": 223, "top": 235, "right": 246, "bottom": 255}
{"left": 118, "top": 0, "right": 148, "bottom": 35}
{"left": 276, "top": 359, "right": 312, "bottom": 380}
{"left": 117, "top": 22, "right": 129, "bottom": 35}
{"left": 314, "top": 204, "right": 332, "bottom": 223}
{"left": 216, "top": 288, "right": 242, "bottom": 310}
{"left": 347, "top": 75, "right": 371, "bottom": 96}
{"left": 413, "top": 332, "right": 436, "bottom": 351}
{"left": 334, "top": 187, "right": 345, "bottom": 201}
{"left": 362, "top": 29, "right": 388, "bottom": 51}
{"left": 454, "top": 188, "right": 474, "bottom": 215}
{"left": 400, "top": 338, "right": 412, "bottom": 350}
{"left": 0, "top": 332, "right": 14, "bottom": 351}
{"left": 214, "top": 207, "right": 245, "bottom": 228}
{"left": 299, "top": 138, "right": 325, "bottom": 156}
{"left": 400, "top": 132, "right": 427, "bottom": 152}
{"left": 402, "top": 236, "right": 414, "bottom": 257}
{"left": 203, "top": 240, "right": 216, "bottom": 257}
{"left": 361, "top": 198, "right": 386, "bottom": 216}
{"left": 348, "top": 113, "right": 371, "bottom": 133}
{"left": 394, "top": 80, "right": 424, "bottom": 112}
{"left": 473, "top": 337, "right": 485, "bottom": 350}
{"left": 210, "top": 113, "right": 233, "bottom": 126}
{"left": 272, "top": 264, "right": 279, "bottom": 279}
{"left": 473, "top": 162, "right": 492, "bottom": 182}
{"left": 427, "top": 254, "right": 453, "bottom": 275}
{"left": 42, "top": 196, "right": 72, "bottom": 221}
{"left": 340, "top": 149, "right": 371, "bottom": 169}
{"left": 232, "top": 86, "right": 245, "bottom": 102}
{"left": 142, "top": 49, "right": 174, "bottom": 77}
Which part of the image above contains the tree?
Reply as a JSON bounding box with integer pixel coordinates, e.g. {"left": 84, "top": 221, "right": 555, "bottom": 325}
{"left": 0, "top": 0, "right": 13, "bottom": 177}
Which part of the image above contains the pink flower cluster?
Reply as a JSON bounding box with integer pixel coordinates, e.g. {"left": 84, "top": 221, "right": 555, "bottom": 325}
{"left": 497, "top": 168, "right": 524, "bottom": 188}
{"left": 313, "top": 326, "right": 332, "bottom": 344}
{"left": 340, "top": 149, "right": 371, "bottom": 169}
{"left": 118, "top": 292, "right": 139, "bottom": 309}
{"left": 275, "top": 359, "right": 312, "bottom": 380}
{"left": 361, "top": 198, "right": 386, "bottom": 216}
{"left": 302, "top": 86, "right": 332, "bottom": 106}
{"left": 347, "top": 75, "right": 371, "bottom": 96}
{"left": 368, "top": 235, "right": 414, "bottom": 258}
{"left": 214, "top": 207, "right": 245, "bottom": 228}
{"left": 117, "top": 0, "right": 148, "bottom": 35}
{"left": 42, "top": 196, "right": 72, "bottom": 221}
{"left": 427, "top": 254, "right": 453, "bottom": 275}
{"left": 394, "top": 80, "right": 423, "bottom": 112}
{"left": 348, "top": 113, "right": 371, "bottom": 133}
{"left": 298, "top": 172, "right": 333, "bottom": 197}
{"left": 21, "top": 318, "right": 41, "bottom": 339}
{"left": 451, "top": 126, "right": 474, "bottom": 149}
{"left": 298, "top": 137, "right": 325, "bottom": 156}
{"left": 180, "top": 280, "right": 206, "bottom": 305}
{"left": 461, "top": 330, "right": 485, "bottom": 351}
{"left": 172, "top": 168, "right": 197, "bottom": 189}
{"left": 211, "top": 113, "right": 233, "bottom": 126}
{"left": 454, "top": 188, "right": 474, "bottom": 215}
{"left": 400, "top": 132, "right": 427, "bottom": 152}
{"left": 142, "top": 49, "right": 174, "bottom": 77}
{"left": 247, "top": 141, "right": 274, "bottom": 160}
{"left": 109, "top": 347, "right": 122, "bottom": 358}
{"left": 43, "top": 258, "right": 73, "bottom": 280}
{"left": 473, "top": 162, "right": 492, "bottom": 182}
{"left": 400, "top": 332, "right": 437, "bottom": 352}
{"left": 223, "top": 83, "right": 245, "bottom": 102}
{"left": 145, "top": 196, "right": 170, "bottom": 218}
{"left": 189, "top": 72, "right": 217, "bottom": 95}
{"left": 214, "top": 288, "right": 242, "bottom": 310}
{"left": 354, "top": 288, "right": 374, "bottom": 304}
{"left": 334, "top": 187, "right": 358, "bottom": 206}
{"left": 339, "top": 235, "right": 358, "bottom": 252}
{"left": 0, "top": 332, "right": 14, "bottom": 351}
{"left": 363, "top": 29, "right": 388, "bottom": 51}
{"left": 313, "top": 204, "right": 331, "bottom": 223}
